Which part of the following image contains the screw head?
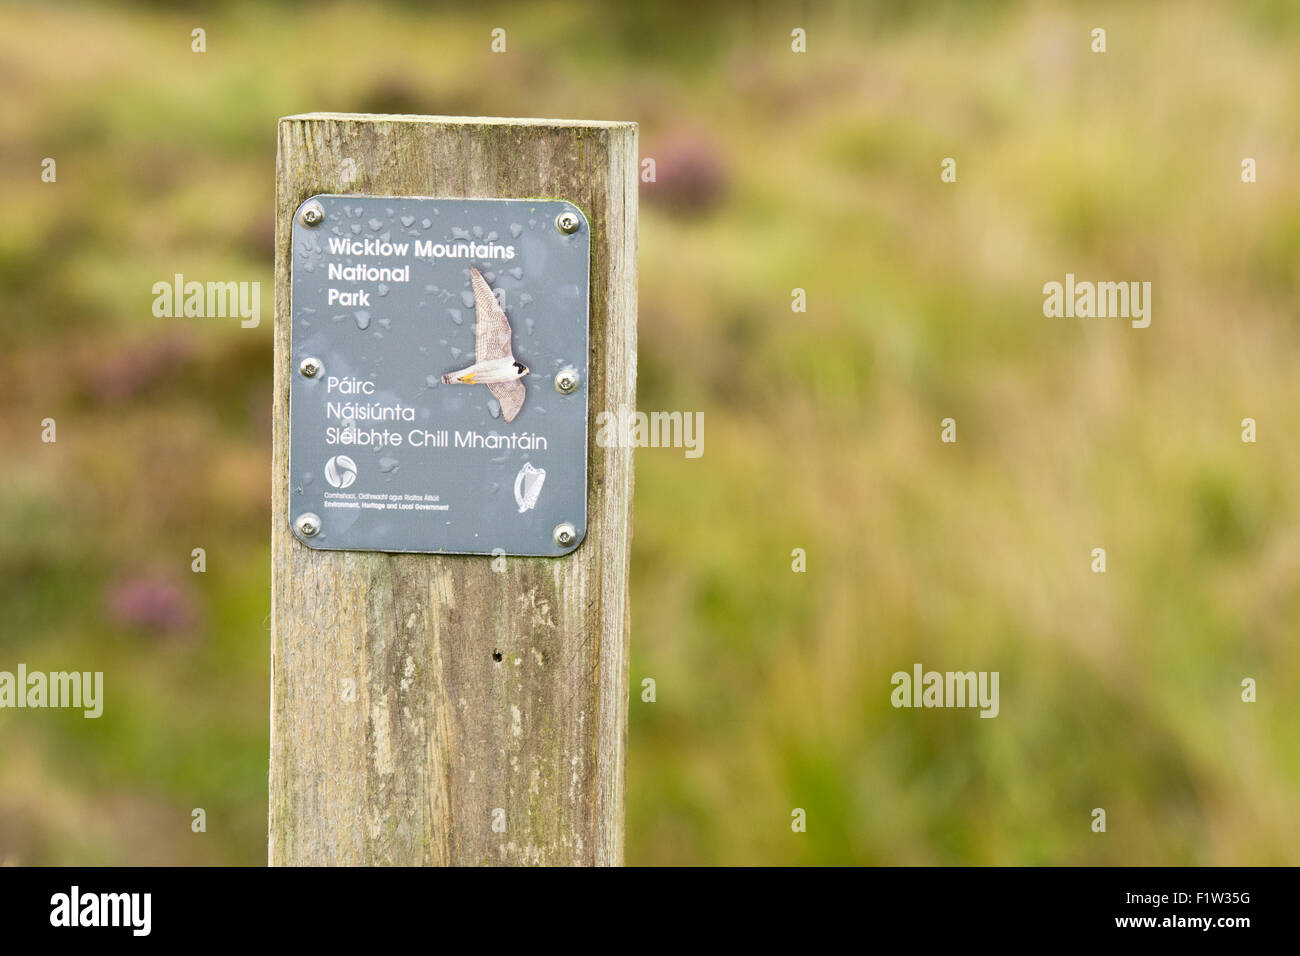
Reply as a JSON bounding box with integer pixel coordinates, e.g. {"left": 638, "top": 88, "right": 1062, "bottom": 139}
{"left": 553, "top": 522, "right": 577, "bottom": 548}
{"left": 299, "top": 356, "right": 322, "bottom": 378}
{"left": 555, "top": 210, "right": 581, "bottom": 235}
{"left": 299, "top": 199, "right": 325, "bottom": 227}
{"left": 554, "top": 368, "right": 580, "bottom": 394}
{"left": 295, "top": 513, "right": 322, "bottom": 538}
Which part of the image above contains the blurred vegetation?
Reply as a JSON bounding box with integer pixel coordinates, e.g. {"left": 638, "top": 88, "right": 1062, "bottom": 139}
{"left": 1, "top": 0, "right": 1299, "bottom": 865}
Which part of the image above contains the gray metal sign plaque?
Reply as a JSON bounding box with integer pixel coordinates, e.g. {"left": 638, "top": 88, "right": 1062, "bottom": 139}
{"left": 288, "top": 195, "right": 589, "bottom": 555}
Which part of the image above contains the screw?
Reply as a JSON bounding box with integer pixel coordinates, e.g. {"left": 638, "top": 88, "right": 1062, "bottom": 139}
{"left": 553, "top": 523, "right": 577, "bottom": 548}
{"left": 555, "top": 210, "right": 581, "bottom": 235}
{"left": 299, "top": 357, "right": 322, "bottom": 378}
{"left": 299, "top": 199, "right": 325, "bottom": 227}
{"left": 554, "top": 368, "right": 580, "bottom": 394}
{"left": 295, "top": 513, "right": 322, "bottom": 538}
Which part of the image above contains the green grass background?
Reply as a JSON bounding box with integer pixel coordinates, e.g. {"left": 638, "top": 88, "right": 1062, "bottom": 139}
{"left": 1, "top": 0, "right": 1298, "bottom": 864}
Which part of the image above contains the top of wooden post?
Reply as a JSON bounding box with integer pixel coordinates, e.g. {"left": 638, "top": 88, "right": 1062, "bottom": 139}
{"left": 280, "top": 112, "right": 637, "bottom": 130}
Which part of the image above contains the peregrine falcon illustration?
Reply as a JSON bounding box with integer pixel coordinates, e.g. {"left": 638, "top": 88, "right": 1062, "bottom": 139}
{"left": 441, "top": 267, "right": 529, "bottom": 423}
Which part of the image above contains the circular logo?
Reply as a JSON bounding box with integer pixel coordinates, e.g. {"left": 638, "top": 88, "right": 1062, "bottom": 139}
{"left": 324, "top": 455, "right": 358, "bottom": 489}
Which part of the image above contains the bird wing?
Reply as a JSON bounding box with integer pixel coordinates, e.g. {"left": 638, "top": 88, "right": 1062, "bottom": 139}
{"left": 488, "top": 381, "right": 526, "bottom": 424}
{"left": 470, "top": 268, "right": 514, "bottom": 363}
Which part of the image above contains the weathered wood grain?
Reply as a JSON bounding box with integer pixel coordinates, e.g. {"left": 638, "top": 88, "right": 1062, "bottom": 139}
{"left": 270, "top": 114, "right": 636, "bottom": 865}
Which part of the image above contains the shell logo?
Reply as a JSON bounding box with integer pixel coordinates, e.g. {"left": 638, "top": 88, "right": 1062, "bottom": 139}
{"left": 324, "top": 455, "right": 358, "bottom": 489}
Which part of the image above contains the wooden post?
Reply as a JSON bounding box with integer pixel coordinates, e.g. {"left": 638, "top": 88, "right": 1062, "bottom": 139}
{"left": 270, "top": 114, "right": 637, "bottom": 865}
